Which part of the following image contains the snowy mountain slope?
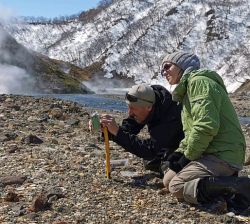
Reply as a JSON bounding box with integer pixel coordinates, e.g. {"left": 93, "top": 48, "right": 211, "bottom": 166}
{"left": 4, "top": 0, "right": 250, "bottom": 92}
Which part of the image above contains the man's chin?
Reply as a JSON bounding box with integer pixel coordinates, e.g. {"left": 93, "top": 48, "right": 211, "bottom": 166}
{"left": 135, "top": 118, "right": 145, "bottom": 124}
{"left": 134, "top": 118, "right": 141, "bottom": 123}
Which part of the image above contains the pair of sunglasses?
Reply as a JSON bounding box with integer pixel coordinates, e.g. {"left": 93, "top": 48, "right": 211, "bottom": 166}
{"left": 161, "top": 63, "right": 172, "bottom": 76}
{"left": 125, "top": 93, "right": 153, "bottom": 104}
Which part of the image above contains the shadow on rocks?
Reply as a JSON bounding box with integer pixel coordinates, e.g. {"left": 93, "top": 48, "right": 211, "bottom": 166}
{"left": 113, "top": 173, "right": 163, "bottom": 190}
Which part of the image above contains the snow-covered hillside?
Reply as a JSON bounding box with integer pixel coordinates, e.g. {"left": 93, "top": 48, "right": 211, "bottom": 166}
{"left": 4, "top": 0, "right": 250, "bottom": 92}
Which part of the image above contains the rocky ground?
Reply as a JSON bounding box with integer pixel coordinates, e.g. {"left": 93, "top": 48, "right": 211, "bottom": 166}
{"left": 0, "top": 94, "right": 249, "bottom": 224}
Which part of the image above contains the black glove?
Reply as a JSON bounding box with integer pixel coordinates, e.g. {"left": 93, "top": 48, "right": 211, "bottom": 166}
{"left": 168, "top": 155, "right": 191, "bottom": 173}
{"left": 160, "top": 152, "right": 183, "bottom": 174}
{"left": 143, "top": 158, "right": 162, "bottom": 174}
{"left": 160, "top": 160, "right": 170, "bottom": 174}
{"left": 167, "top": 152, "right": 183, "bottom": 163}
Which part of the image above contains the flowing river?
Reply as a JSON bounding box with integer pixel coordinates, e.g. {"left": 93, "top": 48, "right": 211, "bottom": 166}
{"left": 31, "top": 93, "right": 250, "bottom": 125}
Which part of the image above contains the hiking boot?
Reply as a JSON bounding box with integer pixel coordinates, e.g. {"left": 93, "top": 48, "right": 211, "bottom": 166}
{"left": 197, "top": 176, "right": 250, "bottom": 210}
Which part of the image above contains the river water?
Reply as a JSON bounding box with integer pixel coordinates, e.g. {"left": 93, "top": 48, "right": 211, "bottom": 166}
{"left": 32, "top": 93, "right": 250, "bottom": 125}
{"left": 32, "top": 93, "right": 128, "bottom": 112}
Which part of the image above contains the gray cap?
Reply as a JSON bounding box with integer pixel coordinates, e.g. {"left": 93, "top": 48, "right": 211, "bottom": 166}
{"left": 126, "top": 84, "right": 155, "bottom": 107}
{"left": 162, "top": 51, "right": 200, "bottom": 73}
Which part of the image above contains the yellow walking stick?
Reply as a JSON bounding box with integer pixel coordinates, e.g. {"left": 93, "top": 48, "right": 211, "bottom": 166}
{"left": 91, "top": 112, "right": 111, "bottom": 179}
{"left": 103, "top": 127, "right": 111, "bottom": 179}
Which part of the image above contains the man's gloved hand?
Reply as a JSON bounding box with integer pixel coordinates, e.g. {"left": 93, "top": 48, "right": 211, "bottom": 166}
{"left": 167, "top": 152, "right": 183, "bottom": 162}
{"left": 160, "top": 152, "right": 184, "bottom": 174}
{"left": 160, "top": 160, "right": 170, "bottom": 174}
{"left": 168, "top": 155, "right": 191, "bottom": 173}
{"left": 143, "top": 159, "right": 163, "bottom": 176}
{"left": 144, "top": 148, "right": 176, "bottom": 177}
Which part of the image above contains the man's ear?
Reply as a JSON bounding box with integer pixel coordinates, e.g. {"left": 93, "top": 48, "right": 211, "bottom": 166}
{"left": 146, "top": 105, "right": 153, "bottom": 112}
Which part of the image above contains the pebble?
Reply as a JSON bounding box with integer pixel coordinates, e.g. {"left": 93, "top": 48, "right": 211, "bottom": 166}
{"left": 0, "top": 176, "right": 27, "bottom": 187}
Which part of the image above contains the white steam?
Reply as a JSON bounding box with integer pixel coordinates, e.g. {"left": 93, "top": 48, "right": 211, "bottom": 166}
{"left": 0, "top": 4, "right": 35, "bottom": 94}
{"left": 0, "top": 4, "right": 15, "bottom": 25}
{"left": 0, "top": 65, "right": 35, "bottom": 94}
{"left": 83, "top": 73, "right": 134, "bottom": 95}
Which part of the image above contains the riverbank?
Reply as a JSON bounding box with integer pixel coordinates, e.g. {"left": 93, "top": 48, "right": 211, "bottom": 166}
{"left": 0, "top": 94, "right": 249, "bottom": 223}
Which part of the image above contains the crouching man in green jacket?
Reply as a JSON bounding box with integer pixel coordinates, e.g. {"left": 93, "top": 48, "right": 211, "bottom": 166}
{"left": 161, "top": 51, "right": 249, "bottom": 211}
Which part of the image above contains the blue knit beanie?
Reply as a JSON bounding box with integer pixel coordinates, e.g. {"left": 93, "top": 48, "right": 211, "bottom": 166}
{"left": 162, "top": 51, "right": 200, "bottom": 74}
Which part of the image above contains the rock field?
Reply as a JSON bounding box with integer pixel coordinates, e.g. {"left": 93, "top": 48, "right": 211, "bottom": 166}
{"left": 0, "top": 94, "right": 249, "bottom": 224}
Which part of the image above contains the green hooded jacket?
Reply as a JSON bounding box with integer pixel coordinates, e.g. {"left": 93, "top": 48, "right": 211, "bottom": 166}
{"left": 172, "top": 69, "right": 246, "bottom": 166}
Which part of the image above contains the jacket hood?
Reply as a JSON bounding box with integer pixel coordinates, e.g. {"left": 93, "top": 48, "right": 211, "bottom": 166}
{"left": 146, "top": 85, "right": 177, "bottom": 124}
{"left": 172, "top": 69, "right": 227, "bottom": 102}
{"left": 195, "top": 70, "right": 227, "bottom": 92}
{"left": 151, "top": 85, "right": 173, "bottom": 110}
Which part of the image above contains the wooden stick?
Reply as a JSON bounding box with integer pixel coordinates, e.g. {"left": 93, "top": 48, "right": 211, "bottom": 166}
{"left": 103, "top": 127, "right": 111, "bottom": 179}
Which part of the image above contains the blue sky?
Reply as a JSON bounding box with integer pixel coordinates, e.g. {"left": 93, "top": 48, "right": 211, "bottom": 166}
{"left": 0, "top": 0, "right": 101, "bottom": 18}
